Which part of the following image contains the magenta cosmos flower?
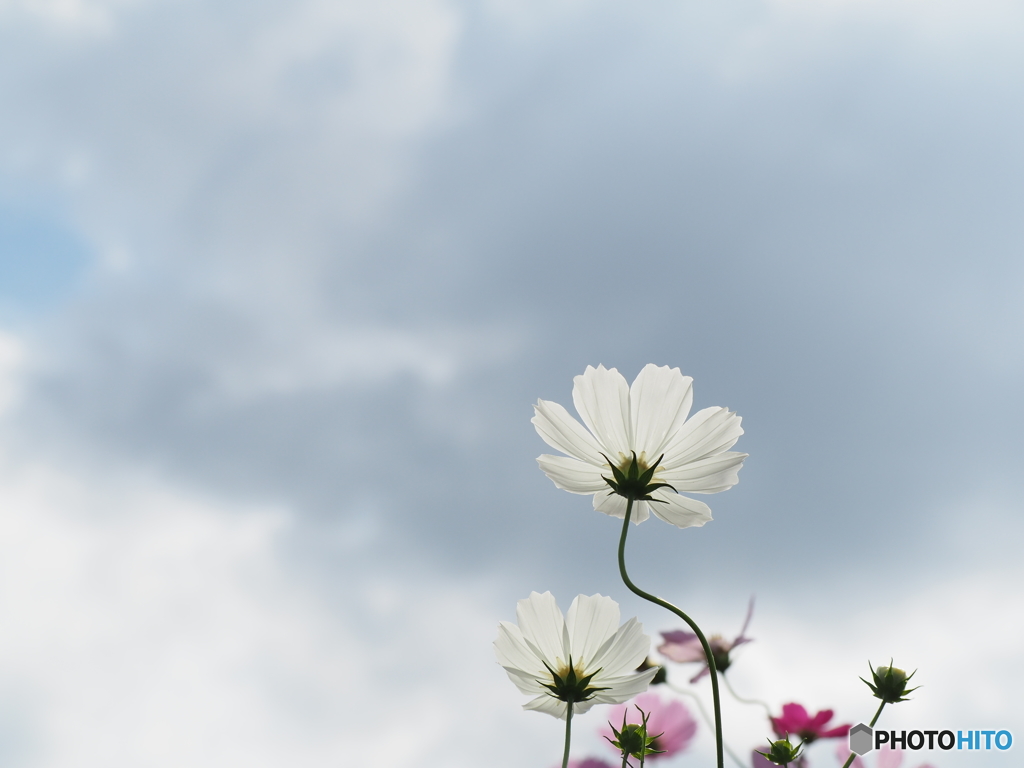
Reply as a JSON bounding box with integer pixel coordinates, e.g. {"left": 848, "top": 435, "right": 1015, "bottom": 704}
{"left": 532, "top": 364, "right": 746, "bottom": 528}
{"left": 658, "top": 599, "right": 754, "bottom": 682}
{"left": 772, "top": 703, "right": 850, "bottom": 743}
{"left": 600, "top": 692, "right": 698, "bottom": 760}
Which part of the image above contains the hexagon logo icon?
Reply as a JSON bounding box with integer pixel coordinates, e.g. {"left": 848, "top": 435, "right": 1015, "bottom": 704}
{"left": 850, "top": 723, "right": 873, "bottom": 755}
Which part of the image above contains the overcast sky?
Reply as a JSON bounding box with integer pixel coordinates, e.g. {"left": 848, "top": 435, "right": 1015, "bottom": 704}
{"left": 0, "top": 0, "right": 1022, "bottom": 766}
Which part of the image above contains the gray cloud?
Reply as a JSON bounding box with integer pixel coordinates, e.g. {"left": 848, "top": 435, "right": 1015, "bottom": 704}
{"left": 18, "top": 1, "right": 1020, "bottom": 581}
{"left": 0, "top": 1, "right": 1021, "bottom": 763}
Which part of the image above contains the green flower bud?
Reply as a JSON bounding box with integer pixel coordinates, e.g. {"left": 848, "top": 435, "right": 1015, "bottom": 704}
{"left": 606, "top": 707, "right": 665, "bottom": 766}
{"left": 860, "top": 659, "right": 919, "bottom": 704}
{"left": 756, "top": 737, "right": 803, "bottom": 766}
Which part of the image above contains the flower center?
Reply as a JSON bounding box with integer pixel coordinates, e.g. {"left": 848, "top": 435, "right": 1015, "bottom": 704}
{"left": 540, "top": 656, "right": 608, "bottom": 704}
{"left": 601, "top": 451, "right": 676, "bottom": 501}
{"left": 708, "top": 635, "right": 733, "bottom": 671}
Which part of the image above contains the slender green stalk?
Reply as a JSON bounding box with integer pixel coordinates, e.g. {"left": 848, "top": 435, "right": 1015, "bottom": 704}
{"left": 839, "top": 701, "right": 886, "bottom": 768}
{"left": 721, "top": 673, "right": 772, "bottom": 715}
{"left": 617, "top": 497, "right": 725, "bottom": 768}
{"left": 562, "top": 700, "right": 574, "bottom": 768}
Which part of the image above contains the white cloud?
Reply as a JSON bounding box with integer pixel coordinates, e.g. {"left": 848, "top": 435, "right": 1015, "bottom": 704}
{"left": 0, "top": 331, "right": 24, "bottom": 416}
{"left": 0, "top": 455, "right": 562, "bottom": 768}
{"left": 210, "top": 323, "right": 525, "bottom": 400}
{"left": 0, "top": 0, "right": 146, "bottom": 35}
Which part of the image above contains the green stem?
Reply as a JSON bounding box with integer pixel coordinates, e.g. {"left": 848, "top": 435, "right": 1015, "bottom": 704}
{"left": 617, "top": 497, "right": 725, "bottom": 768}
{"left": 562, "top": 700, "right": 574, "bottom": 768}
{"left": 839, "top": 701, "right": 886, "bottom": 768}
{"left": 868, "top": 700, "right": 887, "bottom": 727}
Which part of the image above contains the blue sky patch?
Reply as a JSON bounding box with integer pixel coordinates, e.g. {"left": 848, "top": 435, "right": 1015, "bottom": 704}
{"left": 0, "top": 205, "right": 92, "bottom": 313}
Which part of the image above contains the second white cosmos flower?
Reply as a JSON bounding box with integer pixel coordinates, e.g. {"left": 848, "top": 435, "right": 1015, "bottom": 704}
{"left": 494, "top": 591, "right": 657, "bottom": 720}
{"left": 532, "top": 364, "right": 746, "bottom": 528}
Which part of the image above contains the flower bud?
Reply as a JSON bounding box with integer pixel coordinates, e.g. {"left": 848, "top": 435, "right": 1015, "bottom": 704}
{"left": 861, "top": 660, "right": 919, "bottom": 704}
{"left": 755, "top": 738, "right": 803, "bottom": 766}
{"left": 606, "top": 707, "right": 665, "bottom": 764}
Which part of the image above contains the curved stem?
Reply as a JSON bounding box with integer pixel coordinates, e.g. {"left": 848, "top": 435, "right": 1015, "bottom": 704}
{"left": 617, "top": 497, "right": 724, "bottom": 768}
{"left": 667, "top": 682, "right": 748, "bottom": 768}
{"left": 839, "top": 701, "right": 886, "bottom": 768}
{"left": 721, "top": 673, "right": 772, "bottom": 715}
{"left": 562, "top": 700, "right": 574, "bottom": 768}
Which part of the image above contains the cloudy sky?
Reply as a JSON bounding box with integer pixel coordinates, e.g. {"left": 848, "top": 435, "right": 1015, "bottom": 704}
{"left": 0, "top": 0, "right": 1022, "bottom": 766}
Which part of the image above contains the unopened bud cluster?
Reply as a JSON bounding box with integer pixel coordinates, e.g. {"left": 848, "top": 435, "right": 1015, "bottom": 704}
{"left": 862, "top": 661, "right": 918, "bottom": 704}
{"left": 757, "top": 737, "right": 803, "bottom": 766}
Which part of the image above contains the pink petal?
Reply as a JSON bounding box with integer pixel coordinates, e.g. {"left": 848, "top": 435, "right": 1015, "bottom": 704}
{"left": 876, "top": 744, "right": 904, "bottom": 768}
{"left": 807, "top": 709, "right": 835, "bottom": 731}
{"left": 834, "top": 741, "right": 865, "bottom": 768}
{"left": 660, "top": 630, "right": 697, "bottom": 644}
{"left": 658, "top": 639, "right": 705, "bottom": 664}
{"left": 688, "top": 665, "right": 712, "bottom": 684}
{"left": 773, "top": 702, "right": 811, "bottom": 733}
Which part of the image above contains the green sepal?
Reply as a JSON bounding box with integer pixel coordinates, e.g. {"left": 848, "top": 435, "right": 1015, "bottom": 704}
{"left": 860, "top": 659, "right": 919, "bottom": 704}
{"left": 601, "top": 452, "right": 678, "bottom": 502}
{"left": 605, "top": 706, "right": 665, "bottom": 767}
{"left": 756, "top": 737, "right": 803, "bottom": 766}
{"left": 540, "top": 657, "right": 610, "bottom": 703}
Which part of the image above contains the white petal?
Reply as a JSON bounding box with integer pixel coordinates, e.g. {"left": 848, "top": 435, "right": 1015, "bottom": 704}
{"left": 569, "top": 697, "right": 601, "bottom": 716}
{"left": 647, "top": 489, "right": 713, "bottom": 529}
{"left": 662, "top": 407, "right": 744, "bottom": 468}
{"left": 494, "top": 621, "right": 544, "bottom": 676}
{"left": 515, "top": 592, "right": 569, "bottom": 668}
{"left": 522, "top": 695, "right": 600, "bottom": 719}
{"left": 572, "top": 365, "right": 632, "bottom": 457}
{"left": 523, "top": 694, "right": 568, "bottom": 719}
{"left": 593, "top": 491, "right": 650, "bottom": 524}
{"left": 566, "top": 594, "right": 620, "bottom": 666}
{"left": 536, "top": 455, "right": 610, "bottom": 494}
{"left": 591, "top": 667, "right": 659, "bottom": 705}
{"left": 501, "top": 664, "right": 547, "bottom": 696}
{"left": 629, "top": 364, "right": 694, "bottom": 458}
{"left": 659, "top": 451, "right": 747, "bottom": 493}
{"left": 532, "top": 399, "right": 606, "bottom": 465}
{"left": 588, "top": 617, "right": 651, "bottom": 678}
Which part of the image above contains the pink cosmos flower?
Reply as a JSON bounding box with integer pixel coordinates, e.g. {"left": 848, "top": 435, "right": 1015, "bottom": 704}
{"left": 600, "top": 692, "right": 698, "bottom": 759}
{"left": 658, "top": 598, "right": 754, "bottom": 682}
{"left": 771, "top": 703, "right": 850, "bottom": 743}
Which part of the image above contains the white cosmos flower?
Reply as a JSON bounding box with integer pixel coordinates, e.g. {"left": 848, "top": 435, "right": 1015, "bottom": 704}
{"left": 494, "top": 591, "right": 657, "bottom": 719}
{"left": 532, "top": 364, "right": 746, "bottom": 529}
